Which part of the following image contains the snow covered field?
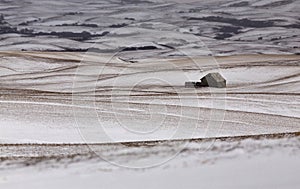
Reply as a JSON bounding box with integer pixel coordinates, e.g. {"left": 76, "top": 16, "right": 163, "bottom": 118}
{"left": 0, "top": 133, "right": 299, "bottom": 188}
{"left": 0, "top": 0, "right": 299, "bottom": 188}
{"left": 0, "top": 52, "right": 299, "bottom": 188}
{"left": 0, "top": 52, "right": 299, "bottom": 143}
{"left": 0, "top": 0, "right": 299, "bottom": 55}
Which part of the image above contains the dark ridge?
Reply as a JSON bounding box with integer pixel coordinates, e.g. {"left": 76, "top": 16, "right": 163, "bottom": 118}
{"left": 1, "top": 132, "right": 299, "bottom": 147}
{"left": 228, "top": 1, "right": 249, "bottom": 7}
{"left": 63, "top": 12, "right": 83, "bottom": 16}
{"left": 61, "top": 47, "right": 110, "bottom": 53}
{"left": 109, "top": 23, "right": 128, "bottom": 28}
{"left": 19, "top": 18, "right": 41, "bottom": 26}
{"left": 32, "top": 31, "right": 109, "bottom": 41}
{"left": 125, "top": 17, "right": 135, "bottom": 21}
{"left": 35, "top": 48, "right": 113, "bottom": 53}
{"left": 55, "top": 23, "right": 99, "bottom": 28}
{"left": 284, "top": 23, "right": 300, "bottom": 29}
{"left": 121, "top": 46, "right": 159, "bottom": 51}
{"left": 218, "top": 25, "right": 242, "bottom": 33}
{"left": 0, "top": 12, "right": 108, "bottom": 41}
{"left": 0, "top": 25, "right": 18, "bottom": 34}
{"left": 56, "top": 48, "right": 89, "bottom": 52}
{"left": 118, "top": 57, "right": 138, "bottom": 63}
{"left": 215, "top": 12, "right": 233, "bottom": 16}
{"left": 19, "top": 22, "right": 29, "bottom": 26}
{"left": 157, "top": 43, "right": 176, "bottom": 49}
{"left": 214, "top": 25, "right": 243, "bottom": 39}
{"left": 215, "top": 33, "right": 234, "bottom": 40}
{"left": 0, "top": 24, "right": 109, "bottom": 41}
{"left": 186, "top": 16, "right": 275, "bottom": 28}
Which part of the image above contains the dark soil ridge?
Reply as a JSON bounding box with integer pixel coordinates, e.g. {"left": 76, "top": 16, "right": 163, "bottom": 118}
{"left": 1, "top": 131, "right": 299, "bottom": 147}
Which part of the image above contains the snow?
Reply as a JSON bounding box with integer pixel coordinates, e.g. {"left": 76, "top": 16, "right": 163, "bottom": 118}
{"left": 0, "top": 0, "right": 299, "bottom": 55}
{"left": 0, "top": 52, "right": 299, "bottom": 143}
{"left": 0, "top": 1, "right": 299, "bottom": 187}
{"left": 0, "top": 135, "right": 299, "bottom": 188}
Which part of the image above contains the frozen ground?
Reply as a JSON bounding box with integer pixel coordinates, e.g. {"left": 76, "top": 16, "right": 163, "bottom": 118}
{"left": 0, "top": 0, "right": 299, "bottom": 55}
{"left": 0, "top": 52, "right": 299, "bottom": 143}
{"left": 0, "top": 0, "right": 299, "bottom": 188}
{"left": 0, "top": 52, "right": 299, "bottom": 188}
{"left": 0, "top": 133, "right": 299, "bottom": 188}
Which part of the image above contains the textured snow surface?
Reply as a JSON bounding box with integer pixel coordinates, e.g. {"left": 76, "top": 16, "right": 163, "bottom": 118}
{"left": 0, "top": 1, "right": 299, "bottom": 188}
{"left": 0, "top": 0, "right": 299, "bottom": 55}
{"left": 0, "top": 52, "right": 299, "bottom": 143}
{"left": 0, "top": 134, "right": 299, "bottom": 188}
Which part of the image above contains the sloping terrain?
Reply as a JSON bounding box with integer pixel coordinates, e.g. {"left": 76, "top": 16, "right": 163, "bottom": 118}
{"left": 0, "top": 52, "right": 299, "bottom": 143}
{"left": 0, "top": 1, "right": 299, "bottom": 188}
{"left": 0, "top": 133, "right": 299, "bottom": 188}
{"left": 0, "top": 0, "right": 299, "bottom": 55}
